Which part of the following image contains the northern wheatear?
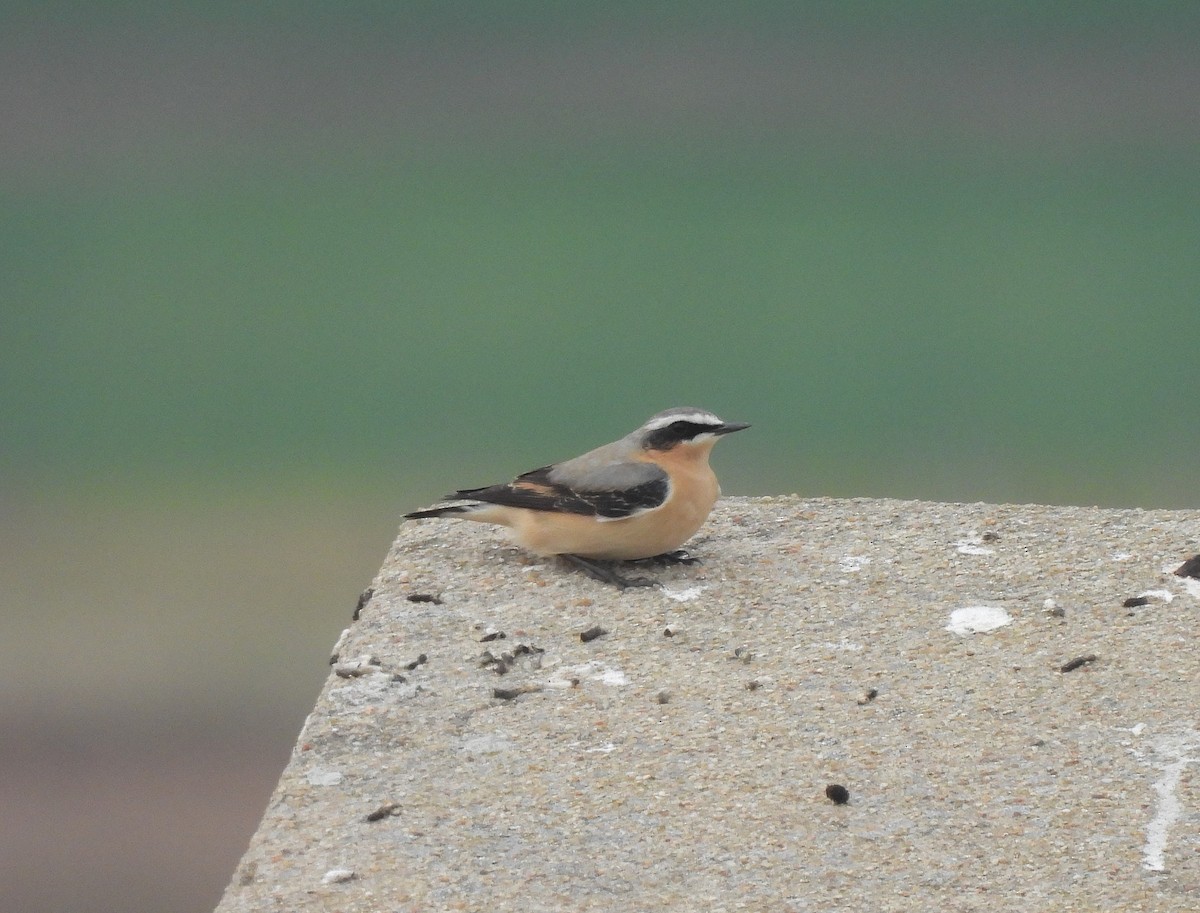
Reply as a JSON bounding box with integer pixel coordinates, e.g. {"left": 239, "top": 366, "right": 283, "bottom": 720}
{"left": 404, "top": 407, "right": 749, "bottom": 587}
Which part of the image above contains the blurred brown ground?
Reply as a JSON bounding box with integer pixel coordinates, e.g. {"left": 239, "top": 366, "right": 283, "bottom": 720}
{"left": 0, "top": 491, "right": 392, "bottom": 913}
{"left": 0, "top": 720, "right": 287, "bottom": 913}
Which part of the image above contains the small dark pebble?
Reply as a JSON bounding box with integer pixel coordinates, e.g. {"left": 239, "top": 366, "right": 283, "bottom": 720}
{"left": 655, "top": 690, "right": 671, "bottom": 704}
{"left": 1122, "top": 596, "right": 1150, "bottom": 608}
{"left": 580, "top": 625, "right": 608, "bottom": 643}
{"left": 353, "top": 587, "right": 375, "bottom": 621}
{"left": 857, "top": 688, "right": 879, "bottom": 705}
{"left": 825, "top": 784, "right": 850, "bottom": 805}
{"left": 745, "top": 679, "right": 762, "bottom": 692}
{"left": 404, "top": 653, "right": 429, "bottom": 671}
{"left": 365, "top": 802, "right": 400, "bottom": 822}
{"left": 1174, "top": 554, "right": 1200, "bottom": 579}
{"left": 479, "top": 645, "right": 544, "bottom": 676}
{"left": 480, "top": 630, "right": 507, "bottom": 642}
{"left": 407, "top": 593, "right": 443, "bottom": 605}
{"left": 981, "top": 531, "right": 1001, "bottom": 542}
{"left": 1060, "top": 654, "right": 1098, "bottom": 673}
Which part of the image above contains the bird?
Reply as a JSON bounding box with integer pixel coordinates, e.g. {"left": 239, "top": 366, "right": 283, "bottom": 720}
{"left": 404, "top": 407, "right": 750, "bottom": 587}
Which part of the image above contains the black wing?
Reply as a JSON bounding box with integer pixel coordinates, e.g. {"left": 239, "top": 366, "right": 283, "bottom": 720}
{"left": 452, "top": 463, "right": 669, "bottom": 519}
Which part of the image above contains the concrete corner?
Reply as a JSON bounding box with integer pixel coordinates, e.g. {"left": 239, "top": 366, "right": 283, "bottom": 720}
{"left": 216, "top": 496, "right": 1200, "bottom": 912}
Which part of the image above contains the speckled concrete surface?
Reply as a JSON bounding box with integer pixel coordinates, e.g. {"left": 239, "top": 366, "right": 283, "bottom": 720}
{"left": 216, "top": 496, "right": 1200, "bottom": 912}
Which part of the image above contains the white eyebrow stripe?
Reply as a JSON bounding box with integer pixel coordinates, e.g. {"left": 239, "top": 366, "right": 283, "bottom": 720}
{"left": 642, "top": 411, "right": 722, "bottom": 431}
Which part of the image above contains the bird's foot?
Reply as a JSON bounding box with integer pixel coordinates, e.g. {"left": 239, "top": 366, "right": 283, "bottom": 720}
{"left": 560, "top": 554, "right": 661, "bottom": 590}
{"left": 635, "top": 549, "right": 702, "bottom": 566}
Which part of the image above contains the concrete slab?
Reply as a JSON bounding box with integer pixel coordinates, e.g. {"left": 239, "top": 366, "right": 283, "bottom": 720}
{"left": 215, "top": 496, "right": 1200, "bottom": 912}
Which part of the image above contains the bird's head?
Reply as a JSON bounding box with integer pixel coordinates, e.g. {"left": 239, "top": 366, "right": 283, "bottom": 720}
{"left": 636, "top": 407, "right": 750, "bottom": 453}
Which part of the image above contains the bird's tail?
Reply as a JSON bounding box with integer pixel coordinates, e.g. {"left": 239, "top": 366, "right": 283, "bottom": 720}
{"left": 404, "top": 504, "right": 476, "bottom": 520}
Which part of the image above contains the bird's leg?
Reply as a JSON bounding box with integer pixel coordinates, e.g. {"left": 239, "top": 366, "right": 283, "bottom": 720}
{"left": 635, "top": 549, "right": 701, "bottom": 566}
{"left": 560, "top": 554, "right": 660, "bottom": 590}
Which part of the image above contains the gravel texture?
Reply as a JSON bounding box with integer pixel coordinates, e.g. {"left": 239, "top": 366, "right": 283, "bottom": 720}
{"left": 215, "top": 496, "right": 1200, "bottom": 912}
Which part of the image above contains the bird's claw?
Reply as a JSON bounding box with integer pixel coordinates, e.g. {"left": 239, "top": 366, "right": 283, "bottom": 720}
{"left": 561, "top": 554, "right": 662, "bottom": 590}
{"left": 637, "top": 549, "right": 701, "bottom": 566}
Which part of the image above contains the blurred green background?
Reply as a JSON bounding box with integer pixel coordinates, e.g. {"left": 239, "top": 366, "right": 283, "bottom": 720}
{"left": 3, "top": 3, "right": 1198, "bottom": 911}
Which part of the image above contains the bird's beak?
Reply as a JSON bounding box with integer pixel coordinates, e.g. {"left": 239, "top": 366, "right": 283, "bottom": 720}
{"left": 714, "top": 421, "right": 751, "bottom": 435}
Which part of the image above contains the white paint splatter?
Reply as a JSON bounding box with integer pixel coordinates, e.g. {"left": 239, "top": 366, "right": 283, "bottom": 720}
{"left": 1113, "top": 552, "right": 1134, "bottom": 562}
{"left": 599, "top": 667, "right": 628, "bottom": 686}
{"left": 321, "top": 868, "right": 356, "bottom": 884}
{"left": 663, "top": 586, "right": 704, "bottom": 602}
{"left": 1164, "top": 559, "right": 1200, "bottom": 597}
{"left": 1138, "top": 589, "right": 1175, "bottom": 604}
{"left": 839, "top": 555, "right": 870, "bottom": 572}
{"left": 955, "top": 538, "right": 995, "bottom": 556}
{"left": 306, "top": 767, "right": 343, "bottom": 787}
{"left": 548, "top": 661, "right": 628, "bottom": 689}
{"left": 945, "top": 606, "right": 1012, "bottom": 635}
{"left": 1138, "top": 727, "right": 1200, "bottom": 873}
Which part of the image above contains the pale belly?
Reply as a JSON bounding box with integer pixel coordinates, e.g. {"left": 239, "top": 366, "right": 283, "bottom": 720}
{"left": 506, "top": 473, "right": 719, "bottom": 560}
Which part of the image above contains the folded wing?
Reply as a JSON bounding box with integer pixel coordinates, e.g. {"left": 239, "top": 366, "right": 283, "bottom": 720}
{"left": 451, "top": 461, "right": 669, "bottom": 519}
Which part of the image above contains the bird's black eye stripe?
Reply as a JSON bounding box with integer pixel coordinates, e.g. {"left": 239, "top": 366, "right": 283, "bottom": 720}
{"left": 643, "top": 420, "right": 719, "bottom": 450}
